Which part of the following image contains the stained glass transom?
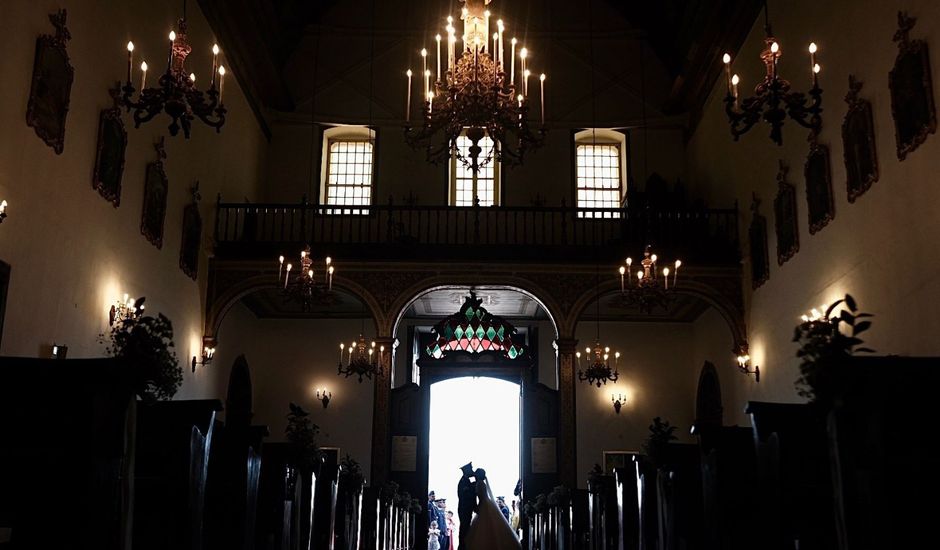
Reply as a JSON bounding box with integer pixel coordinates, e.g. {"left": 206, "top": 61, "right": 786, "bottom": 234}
{"left": 425, "top": 294, "right": 525, "bottom": 360}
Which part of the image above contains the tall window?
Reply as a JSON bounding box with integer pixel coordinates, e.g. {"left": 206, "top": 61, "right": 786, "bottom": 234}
{"left": 574, "top": 129, "right": 627, "bottom": 218}
{"left": 325, "top": 139, "right": 373, "bottom": 214}
{"left": 451, "top": 133, "right": 499, "bottom": 206}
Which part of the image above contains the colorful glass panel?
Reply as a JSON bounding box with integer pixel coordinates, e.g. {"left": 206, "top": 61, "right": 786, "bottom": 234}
{"left": 424, "top": 293, "right": 526, "bottom": 360}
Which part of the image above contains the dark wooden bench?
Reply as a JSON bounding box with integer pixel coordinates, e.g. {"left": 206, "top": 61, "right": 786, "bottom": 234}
{"left": 613, "top": 463, "right": 639, "bottom": 550}
{"left": 694, "top": 425, "right": 758, "bottom": 550}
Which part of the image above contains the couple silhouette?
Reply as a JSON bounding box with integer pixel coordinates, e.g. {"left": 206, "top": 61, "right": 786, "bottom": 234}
{"left": 456, "top": 462, "right": 521, "bottom": 550}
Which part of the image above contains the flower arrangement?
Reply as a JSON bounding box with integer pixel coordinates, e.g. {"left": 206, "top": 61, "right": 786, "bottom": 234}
{"left": 642, "top": 416, "right": 678, "bottom": 467}
{"left": 286, "top": 402, "right": 322, "bottom": 472}
{"left": 101, "top": 304, "right": 182, "bottom": 402}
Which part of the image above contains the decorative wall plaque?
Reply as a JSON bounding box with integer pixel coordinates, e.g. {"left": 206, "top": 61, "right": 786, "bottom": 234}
{"left": 889, "top": 12, "right": 936, "bottom": 160}
{"left": 391, "top": 435, "right": 417, "bottom": 472}
{"left": 92, "top": 85, "right": 127, "bottom": 206}
{"left": 141, "top": 138, "right": 168, "bottom": 249}
{"left": 773, "top": 161, "right": 799, "bottom": 265}
{"left": 748, "top": 193, "right": 770, "bottom": 289}
{"left": 26, "top": 10, "right": 73, "bottom": 154}
{"left": 531, "top": 437, "right": 557, "bottom": 474}
{"left": 842, "top": 75, "right": 879, "bottom": 202}
{"left": 179, "top": 183, "right": 202, "bottom": 280}
{"left": 804, "top": 136, "right": 834, "bottom": 234}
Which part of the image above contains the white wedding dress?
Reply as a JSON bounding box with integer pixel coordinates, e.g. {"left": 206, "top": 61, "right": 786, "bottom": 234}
{"left": 462, "top": 477, "right": 522, "bottom": 550}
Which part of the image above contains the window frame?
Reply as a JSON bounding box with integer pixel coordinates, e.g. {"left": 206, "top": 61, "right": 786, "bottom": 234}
{"left": 573, "top": 129, "right": 628, "bottom": 216}
{"left": 319, "top": 126, "right": 376, "bottom": 214}
{"left": 449, "top": 130, "right": 501, "bottom": 207}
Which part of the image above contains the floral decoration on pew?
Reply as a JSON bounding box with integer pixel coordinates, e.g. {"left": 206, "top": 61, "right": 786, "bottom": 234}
{"left": 339, "top": 454, "right": 365, "bottom": 486}
{"left": 642, "top": 416, "right": 678, "bottom": 468}
{"left": 100, "top": 297, "right": 182, "bottom": 402}
{"left": 793, "top": 293, "right": 875, "bottom": 406}
{"left": 286, "top": 402, "right": 322, "bottom": 472}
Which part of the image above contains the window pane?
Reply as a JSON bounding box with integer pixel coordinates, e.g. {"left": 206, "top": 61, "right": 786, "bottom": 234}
{"left": 576, "top": 143, "right": 621, "bottom": 218}
{"left": 453, "top": 134, "right": 497, "bottom": 206}
{"left": 326, "top": 140, "right": 373, "bottom": 214}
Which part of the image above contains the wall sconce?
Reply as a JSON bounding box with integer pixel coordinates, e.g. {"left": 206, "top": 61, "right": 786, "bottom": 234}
{"left": 611, "top": 392, "right": 626, "bottom": 414}
{"left": 316, "top": 388, "right": 332, "bottom": 409}
{"left": 191, "top": 345, "right": 216, "bottom": 372}
{"left": 735, "top": 345, "right": 760, "bottom": 382}
{"left": 52, "top": 343, "right": 68, "bottom": 359}
{"left": 0, "top": 200, "right": 8, "bottom": 223}
{"left": 109, "top": 294, "right": 145, "bottom": 326}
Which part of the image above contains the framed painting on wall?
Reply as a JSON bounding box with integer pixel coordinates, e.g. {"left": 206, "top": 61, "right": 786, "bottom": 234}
{"left": 773, "top": 161, "right": 799, "bottom": 266}
{"left": 320, "top": 447, "right": 341, "bottom": 469}
{"left": 804, "top": 138, "right": 834, "bottom": 235}
{"left": 748, "top": 193, "right": 770, "bottom": 289}
{"left": 26, "top": 10, "right": 73, "bottom": 155}
{"left": 141, "top": 138, "right": 168, "bottom": 249}
{"left": 602, "top": 450, "right": 637, "bottom": 475}
{"left": 92, "top": 86, "right": 127, "bottom": 207}
{"left": 889, "top": 12, "right": 936, "bottom": 160}
{"left": 842, "top": 75, "right": 879, "bottom": 203}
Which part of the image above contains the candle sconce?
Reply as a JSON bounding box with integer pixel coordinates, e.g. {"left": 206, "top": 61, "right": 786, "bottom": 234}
{"left": 611, "top": 392, "right": 626, "bottom": 414}
{"left": 191, "top": 344, "right": 216, "bottom": 372}
{"left": 316, "top": 388, "right": 332, "bottom": 409}
{"left": 52, "top": 343, "right": 68, "bottom": 359}
{"left": 0, "top": 200, "right": 7, "bottom": 224}
{"left": 110, "top": 294, "right": 145, "bottom": 326}
{"left": 735, "top": 344, "right": 760, "bottom": 382}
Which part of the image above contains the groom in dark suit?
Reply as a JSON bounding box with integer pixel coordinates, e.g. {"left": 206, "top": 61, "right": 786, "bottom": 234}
{"left": 457, "top": 463, "right": 476, "bottom": 550}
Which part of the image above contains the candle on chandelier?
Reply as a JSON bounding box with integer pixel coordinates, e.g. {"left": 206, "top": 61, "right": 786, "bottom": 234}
{"left": 167, "top": 30, "right": 176, "bottom": 73}
{"left": 421, "top": 48, "right": 428, "bottom": 78}
{"left": 484, "top": 10, "right": 490, "bottom": 44}
{"left": 284, "top": 263, "right": 292, "bottom": 289}
{"left": 424, "top": 70, "right": 431, "bottom": 101}
{"left": 722, "top": 53, "right": 732, "bottom": 95}
{"left": 307, "top": 268, "right": 314, "bottom": 279}
{"left": 429, "top": 92, "right": 434, "bottom": 113}
{"left": 520, "top": 47, "right": 528, "bottom": 91}
{"left": 731, "top": 74, "right": 739, "bottom": 105}
{"left": 140, "top": 61, "right": 148, "bottom": 90}
{"left": 770, "top": 41, "right": 779, "bottom": 80}
{"left": 539, "top": 73, "right": 546, "bottom": 125}
{"left": 674, "top": 260, "right": 681, "bottom": 286}
{"left": 211, "top": 44, "right": 220, "bottom": 88}
{"left": 126, "top": 41, "right": 134, "bottom": 84}
{"left": 493, "top": 33, "right": 499, "bottom": 79}
{"left": 436, "top": 35, "right": 442, "bottom": 82}
{"left": 190, "top": 72, "right": 196, "bottom": 84}
{"left": 636, "top": 270, "right": 644, "bottom": 283}
{"left": 619, "top": 266, "right": 626, "bottom": 292}
{"left": 406, "top": 69, "right": 412, "bottom": 121}
{"left": 813, "top": 62, "right": 821, "bottom": 87}
{"left": 328, "top": 265, "right": 334, "bottom": 290}
{"left": 448, "top": 33, "right": 456, "bottom": 75}
{"left": 497, "top": 20, "right": 504, "bottom": 66}
{"left": 626, "top": 258, "right": 633, "bottom": 284}
{"left": 517, "top": 93, "right": 523, "bottom": 108}
{"left": 663, "top": 267, "right": 670, "bottom": 289}
{"left": 339, "top": 343, "right": 345, "bottom": 362}
{"left": 218, "top": 66, "right": 226, "bottom": 103}
{"left": 510, "top": 38, "right": 517, "bottom": 87}
{"left": 278, "top": 255, "right": 284, "bottom": 280}
{"left": 524, "top": 69, "right": 530, "bottom": 97}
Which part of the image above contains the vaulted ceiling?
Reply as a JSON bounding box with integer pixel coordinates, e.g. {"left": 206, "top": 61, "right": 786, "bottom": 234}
{"left": 199, "top": 0, "right": 762, "bottom": 134}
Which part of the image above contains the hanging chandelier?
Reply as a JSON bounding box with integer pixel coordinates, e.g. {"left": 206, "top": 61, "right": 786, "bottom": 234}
{"left": 577, "top": 340, "right": 620, "bottom": 387}
{"left": 121, "top": 1, "right": 227, "bottom": 138}
{"left": 338, "top": 335, "right": 384, "bottom": 382}
{"left": 276, "top": 246, "right": 335, "bottom": 311}
{"left": 721, "top": 1, "right": 822, "bottom": 145}
{"left": 617, "top": 245, "right": 682, "bottom": 314}
{"left": 403, "top": 0, "right": 547, "bottom": 174}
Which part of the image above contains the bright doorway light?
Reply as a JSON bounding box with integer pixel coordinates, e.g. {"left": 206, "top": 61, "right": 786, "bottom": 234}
{"left": 428, "top": 377, "right": 520, "bottom": 543}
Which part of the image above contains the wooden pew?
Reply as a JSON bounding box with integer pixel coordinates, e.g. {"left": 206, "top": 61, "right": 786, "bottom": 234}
{"left": 633, "top": 456, "right": 658, "bottom": 550}
{"left": 588, "top": 475, "right": 619, "bottom": 550}
{"left": 335, "top": 470, "right": 365, "bottom": 550}
{"left": 133, "top": 399, "right": 223, "bottom": 550}
{"left": 571, "top": 488, "right": 590, "bottom": 550}
{"left": 693, "top": 426, "right": 758, "bottom": 550}
{"left": 312, "top": 462, "right": 340, "bottom": 550}
{"left": 654, "top": 443, "right": 703, "bottom": 550}
{"left": 255, "top": 443, "right": 295, "bottom": 549}
{"left": 613, "top": 466, "right": 639, "bottom": 550}
{"left": 0, "top": 357, "right": 136, "bottom": 550}
{"left": 746, "top": 401, "right": 836, "bottom": 550}
{"left": 826, "top": 356, "right": 940, "bottom": 549}
{"left": 359, "top": 487, "right": 381, "bottom": 550}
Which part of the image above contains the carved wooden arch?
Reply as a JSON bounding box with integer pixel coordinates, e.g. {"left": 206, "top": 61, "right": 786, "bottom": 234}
{"left": 566, "top": 274, "right": 747, "bottom": 353}
{"left": 203, "top": 273, "right": 386, "bottom": 345}
{"left": 384, "top": 275, "right": 565, "bottom": 340}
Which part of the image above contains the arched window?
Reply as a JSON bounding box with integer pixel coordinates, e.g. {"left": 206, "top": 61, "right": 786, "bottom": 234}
{"left": 574, "top": 129, "right": 627, "bottom": 217}
{"left": 320, "top": 125, "right": 375, "bottom": 214}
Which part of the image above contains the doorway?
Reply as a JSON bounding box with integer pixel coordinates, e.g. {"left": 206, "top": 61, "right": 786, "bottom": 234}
{"left": 428, "top": 376, "right": 521, "bottom": 544}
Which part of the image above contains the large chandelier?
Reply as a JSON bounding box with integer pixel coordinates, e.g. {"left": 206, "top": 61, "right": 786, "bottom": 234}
{"left": 338, "top": 335, "right": 384, "bottom": 382}
{"left": 403, "top": 0, "right": 547, "bottom": 174}
{"left": 121, "top": 3, "right": 227, "bottom": 138}
{"left": 577, "top": 340, "right": 620, "bottom": 387}
{"left": 617, "top": 246, "right": 682, "bottom": 314}
{"left": 276, "top": 246, "right": 335, "bottom": 311}
{"left": 721, "top": 2, "right": 822, "bottom": 145}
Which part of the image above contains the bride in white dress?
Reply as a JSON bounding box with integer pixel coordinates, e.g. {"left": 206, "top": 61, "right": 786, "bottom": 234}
{"left": 462, "top": 469, "right": 522, "bottom": 550}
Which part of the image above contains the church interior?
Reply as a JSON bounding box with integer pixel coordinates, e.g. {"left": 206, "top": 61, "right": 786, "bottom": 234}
{"left": 1, "top": 0, "right": 938, "bottom": 548}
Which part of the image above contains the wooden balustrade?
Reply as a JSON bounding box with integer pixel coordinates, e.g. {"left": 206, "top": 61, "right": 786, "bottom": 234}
{"left": 213, "top": 200, "right": 739, "bottom": 264}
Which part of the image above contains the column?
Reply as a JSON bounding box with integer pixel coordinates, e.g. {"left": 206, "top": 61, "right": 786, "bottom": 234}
{"left": 555, "top": 337, "right": 579, "bottom": 489}
{"left": 370, "top": 337, "right": 398, "bottom": 486}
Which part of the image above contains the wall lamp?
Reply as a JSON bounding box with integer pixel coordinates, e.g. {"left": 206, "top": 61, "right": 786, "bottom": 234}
{"left": 316, "top": 388, "right": 332, "bottom": 409}
{"left": 735, "top": 343, "right": 760, "bottom": 382}
{"left": 52, "top": 343, "right": 68, "bottom": 359}
{"left": 191, "top": 345, "right": 216, "bottom": 372}
{"left": 611, "top": 392, "right": 626, "bottom": 414}
{"left": 0, "top": 200, "right": 8, "bottom": 223}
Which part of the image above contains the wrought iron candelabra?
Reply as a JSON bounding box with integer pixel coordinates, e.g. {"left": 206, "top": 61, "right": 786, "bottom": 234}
{"left": 276, "top": 246, "right": 334, "bottom": 311}
{"left": 617, "top": 245, "right": 681, "bottom": 314}
{"left": 721, "top": 3, "right": 822, "bottom": 145}
{"left": 121, "top": 16, "right": 227, "bottom": 138}
{"left": 577, "top": 340, "right": 620, "bottom": 387}
{"left": 338, "top": 336, "right": 384, "bottom": 382}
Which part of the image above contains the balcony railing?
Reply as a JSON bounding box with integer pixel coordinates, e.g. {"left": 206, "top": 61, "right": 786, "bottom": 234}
{"left": 213, "top": 200, "right": 739, "bottom": 264}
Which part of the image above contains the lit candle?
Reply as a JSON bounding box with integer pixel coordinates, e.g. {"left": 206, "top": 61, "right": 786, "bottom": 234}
{"left": 808, "top": 43, "right": 817, "bottom": 84}
{"left": 405, "top": 69, "right": 412, "bottom": 121}
{"left": 140, "top": 61, "right": 148, "bottom": 90}
{"left": 497, "top": 20, "right": 504, "bottom": 67}
{"left": 722, "top": 53, "right": 732, "bottom": 95}
{"left": 211, "top": 44, "right": 219, "bottom": 87}
{"left": 328, "top": 265, "right": 334, "bottom": 290}
{"left": 636, "top": 270, "right": 644, "bottom": 283}
{"left": 813, "top": 62, "right": 821, "bottom": 88}
{"left": 520, "top": 47, "right": 527, "bottom": 90}
{"left": 126, "top": 41, "right": 134, "bottom": 84}
{"left": 190, "top": 72, "right": 196, "bottom": 84}
{"left": 626, "top": 258, "right": 633, "bottom": 284}
{"left": 167, "top": 30, "right": 176, "bottom": 73}
{"left": 510, "top": 38, "right": 517, "bottom": 87}
{"left": 493, "top": 33, "right": 499, "bottom": 79}
{"left": 619, "top": 266, "right": 626, "bottom": 292}
{"left": 421, "top": 48, "right": 427, "bottom": 78}
{"left": 731, "top": 74, "right": 739, "bottom": 106}
{"left": 663, "top": 267, "right": 670, "bottom": 289}
{"left": 435, "top": 35, "right": 442, "bottom": 82}
{"left": 278, "top": 255, "right": 284, "bottom": 280}
{"left": 424, "top": 69, "right": 431, "bottom": 101}
{"left": 308, "top": 269, "right": 314, "bottom": 279}
{"left": 484, "top": 10, "right": 490, "bottom": 45}
{"left": 674, "top": 259, "right": 681, "bottom": 286}
{"left": 539, "top": 73, "right": 546, "bottom": 125}
{"left": 284, "top": 263, "right": 292, "bottom": 289}
{"left": 218, "top": 66, "right": 226, "bottom": 103}
{"left": 448, "top": 33, "right": 456, "bottom": 75}
{"left": 770, "top": 41, "right": 779, "bottom": 80}
{"left": 517, "top": 93, "right": 523, "bottom": 108}
{"left": 524, "top": 69, "right": 530, "bottom": 97}
{"left": 429, "top": 92, "right": 434, "bottom": 113}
